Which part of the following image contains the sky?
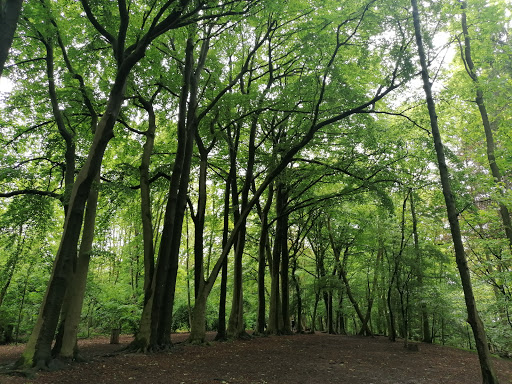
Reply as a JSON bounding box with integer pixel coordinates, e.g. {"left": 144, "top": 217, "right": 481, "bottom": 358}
{"left": 0, "top": 77, "right": 14, "bottom": 108}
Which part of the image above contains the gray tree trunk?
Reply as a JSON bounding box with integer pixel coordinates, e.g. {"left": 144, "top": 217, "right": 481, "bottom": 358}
{"left": 0, "top": 0, "right": 23, "bottom": 77}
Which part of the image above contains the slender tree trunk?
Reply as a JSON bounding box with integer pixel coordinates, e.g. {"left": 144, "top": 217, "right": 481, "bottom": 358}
{"left": 324, "top": 292, "right": 334, "bottom": 334}
{"left": 339, "top": 265, "right": 372, "bottom": 336}
{"left": 291, "top": 257, "right": 302, "bottom": 334}
{"left": 227, "top": 105, "right": 258, "bottom": 338}
{"left": 186, "top": 216, "right": 192, "bottom": 329}
{"left": 460, "top": 2, "right": 512, "bottom": 249}
{"left": 410, "top": 190, "right": 431, "bottom": 343}
{"left": 359, "top": 246, "right": 382, "bottom": 336}
{"left": 337, "top": 285, "right": 346, "bottom": 335}
{"left": 227, "top": 221, "right": 247, "bottom": 338}
{"left": 411, "top": 2, "right": 499, "bottom": 382}
{"left": 193, "top": 144, "right": 208, "bottom": 299}
{"left": 279, "top": 186, "right": 291, "bottom": 334}
{"left": 311, "top": 292, "right": 320, "bottom": 333}
{"left": 215, "top": 253, "right": 229, "bottom": 341}
{"left": 214, "top": 177, "right": 231, "bottom": 341}
{"left": 15, "top": 264, "right": 32, "bottom": 344}
{"left": 387, "top": 258, "right": 398, "bottom": 342}
{"left": 255, "top": 184, "right": 273, "bottom": 334}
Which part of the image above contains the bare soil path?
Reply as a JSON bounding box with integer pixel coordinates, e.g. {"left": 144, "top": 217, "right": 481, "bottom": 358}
{"left": 0, "top": 333, "right": 511, "bottom": 383}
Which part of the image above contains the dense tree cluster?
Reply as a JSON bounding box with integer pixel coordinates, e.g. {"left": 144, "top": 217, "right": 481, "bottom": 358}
{"left": 0, "top": 0, "right": 510, "bottom": 382}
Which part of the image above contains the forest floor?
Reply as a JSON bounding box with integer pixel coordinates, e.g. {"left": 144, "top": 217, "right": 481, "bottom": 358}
{"left": 0, "top": 332, "right": 511, "bottom": 383}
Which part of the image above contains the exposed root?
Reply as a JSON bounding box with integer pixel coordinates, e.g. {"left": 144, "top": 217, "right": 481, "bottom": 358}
{"left": 33, "top": 358, "right": 51, "bottom": 372}
{"left": 214, "top": 333, "right": 228, "bottom": 342}
{"left": 238, "top": 331, "right": 252, "bottom": 340}
{"left": 0, "top": 366, "right": 38, "bottom": 379}
{"left": 187, "top": 337, "right": 206, "bottom": 345}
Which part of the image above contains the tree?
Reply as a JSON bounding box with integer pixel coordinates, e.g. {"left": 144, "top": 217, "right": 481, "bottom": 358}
{"left": 17, "top": 0, "right": 231, "bottom": 368}
{"left": 410, "top": 0, "right": 499, "bottom": 381}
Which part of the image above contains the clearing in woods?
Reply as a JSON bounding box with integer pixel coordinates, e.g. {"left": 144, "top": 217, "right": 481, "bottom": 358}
{"left": 0, "top": 333, "right": 511, "bottom": 383}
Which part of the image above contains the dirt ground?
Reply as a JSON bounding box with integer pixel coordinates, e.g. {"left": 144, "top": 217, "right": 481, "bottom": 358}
{"left": 0, "top": 332, "right": 511, "bottom": 383}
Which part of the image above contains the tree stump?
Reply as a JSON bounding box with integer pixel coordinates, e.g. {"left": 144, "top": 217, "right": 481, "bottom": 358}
{"left": 110, "top": 328, "right": 120, "bottom": 344}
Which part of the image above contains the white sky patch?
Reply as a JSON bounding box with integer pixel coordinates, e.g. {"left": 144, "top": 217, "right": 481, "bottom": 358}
{"left": 0, "top": 77, "right": 14, "bottom": 109}
{"left": 0, "top": 77, "right": 14, "bottom": 93}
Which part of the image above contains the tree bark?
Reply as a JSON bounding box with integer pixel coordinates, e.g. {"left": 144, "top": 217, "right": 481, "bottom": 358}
{"left": 291, "top": 256, "right": 302, "bottom": 334}
{"left": 53, "top": 177, "right": 99, "bottom": 359}
{"left": 387, "top": 256, "right": 398, "bottom": 342}
{"left": 227, "top": 93, "right": 258, "bottom": 338}
{"left": 410, "top": 190, "right": 431, "bottom": 343}
{"left": 138, "top": 96, "right": 158, "bottom": 305}
{"left": 268, "top": 184, "right": 288, "bottom": 334}
{"left": 0, "top": 0, "right": 23, "bottom": 77}
{"left": 411, "top": 1, "right": 499, "bottom": 382}
{"left": 254, "top": 183, "right": 273, "bottom": 334}
{"left": 213, "top": 176, "right": 231, "bottom": 341}
{"left": 149, "top": 46, "right": 196, "bottom": 347}
{"left": 279, "top": 186, "right": 291, "bottom": 334}
{"left": 226, "top": 167, "right": 247, "bottom": 338}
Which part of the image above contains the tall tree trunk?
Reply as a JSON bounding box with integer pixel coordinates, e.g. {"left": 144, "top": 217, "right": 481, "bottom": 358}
{"left": 268, "top": 184, "right": 289, "bottom": 334}
{"left": 54, "top": 178, "right": 99, "bottom": 359}
{"left": 339, "top": 264, "right": 372, "bottom": 336}
{"left": 193, "top": 142, "right": 208, "bottom": 300}
{"left": 387, "top": 258, "right": 398, "bottom": 342}
{"left": 188, "top": 108, "right": 218, "bottom": 340}
{"left": 213, "top": 177, "right": 231, "bottom": 342}
{"left": 145, "top": 34, "right": 206, "bottom": 349}
{"left": 138, "top": 96, "right": 158, "bottom": 305}
{"left": 152, "top": 112, "right": 195, "bottom": 347}
{"left": 279, "top": 186, "right": 291, "bottom": 334}
{"left": 411, "top": 1, "right": 499, "bottom": 382}
{"left": 359, "top": 246, "right": 382, "bottom": 336}
{"left": 227, "top": 200, "right": 248, "bottom": 338}
{"left": 311, "top": 292, "right": 320, "bottom": 333}
{"left": 410, "top": 190, "right": 431, "bottom": 343}
{"left": 255, "top": 184, "right": 273, "bottom": 334}
{"left": 460, "top": 2, "right": 512, "bottom": 249}
{"left": 227, "top": 100, "right": 258, "bottom": 338}
{"left": 337, "top": 284, "right": 346, "bottom": 335}
{"left": 291, "top": 257, "right": 302, "bottom": 334}
{"left": 0, "top": 0, "right": 23, "bottom": 77}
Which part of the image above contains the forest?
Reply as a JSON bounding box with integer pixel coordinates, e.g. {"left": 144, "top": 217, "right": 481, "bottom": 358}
{"left": 0, "top": 0, "right": 511, "bottom": 382}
